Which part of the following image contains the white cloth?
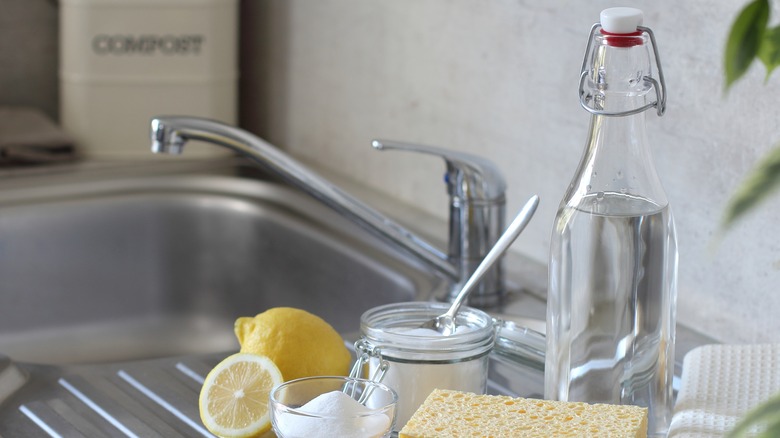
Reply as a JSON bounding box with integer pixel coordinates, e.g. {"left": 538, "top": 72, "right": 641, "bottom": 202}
{"left": 669, "top": 344, "right": 780, "bottom": 437}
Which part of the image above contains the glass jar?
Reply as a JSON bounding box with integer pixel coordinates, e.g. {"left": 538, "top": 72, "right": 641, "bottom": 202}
{"left": 359, "top": 302, "right": 496, "bottom": 429}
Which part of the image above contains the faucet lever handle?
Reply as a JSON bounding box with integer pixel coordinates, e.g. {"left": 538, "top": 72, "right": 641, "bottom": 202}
{"left": 371, "top": 140, "right": 507, "bottom": 203}
{"left": 372, "top": 139, "right": 509, "bottom": 306}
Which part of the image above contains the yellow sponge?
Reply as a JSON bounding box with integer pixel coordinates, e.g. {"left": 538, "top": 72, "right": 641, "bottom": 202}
{"left": 399, "top": 389, "right": 647, "bottom": 438}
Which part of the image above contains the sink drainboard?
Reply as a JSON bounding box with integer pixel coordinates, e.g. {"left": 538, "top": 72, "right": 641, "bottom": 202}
{"left": 4, "top": 354, "right": 222, "bottom": 437}
{"left": 2, "top": 349, "right": 543, "bottom": 436}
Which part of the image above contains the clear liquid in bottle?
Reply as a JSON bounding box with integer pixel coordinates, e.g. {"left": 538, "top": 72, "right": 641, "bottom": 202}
{"left": 545, "top": 8, "right": 677, "bottom": 437}
{"left": 547, "top": 192, "right": 677, "bottom": 435}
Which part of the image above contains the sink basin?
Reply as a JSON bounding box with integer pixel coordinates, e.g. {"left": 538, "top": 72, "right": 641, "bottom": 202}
{"left": 0, "top": 171, "right": 444, "bottom": 365}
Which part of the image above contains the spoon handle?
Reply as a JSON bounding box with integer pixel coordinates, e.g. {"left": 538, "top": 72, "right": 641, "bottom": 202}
{"left": 444, "top": 195, "right": 540, "bottom": 319}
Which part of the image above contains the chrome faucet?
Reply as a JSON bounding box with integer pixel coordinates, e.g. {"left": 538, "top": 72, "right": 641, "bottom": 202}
{"left": 150, "top": 116, "right": 509, "bottom": 306}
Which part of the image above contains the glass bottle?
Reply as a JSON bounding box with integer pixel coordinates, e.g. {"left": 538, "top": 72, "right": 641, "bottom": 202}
{"left": 545, "top": 8, "right": 678, "bottom": 437}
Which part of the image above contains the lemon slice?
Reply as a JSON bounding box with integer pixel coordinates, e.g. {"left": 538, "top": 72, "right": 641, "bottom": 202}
{"left": 199, "top": 352, "right": 283, "bottom": 438}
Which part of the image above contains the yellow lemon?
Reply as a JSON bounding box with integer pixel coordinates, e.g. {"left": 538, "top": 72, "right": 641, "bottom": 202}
{"left": 199, "top": 352, "right": 283, "bottom": 438}
{"left": 234, "top": 307, "right": 351, "bottom": 381}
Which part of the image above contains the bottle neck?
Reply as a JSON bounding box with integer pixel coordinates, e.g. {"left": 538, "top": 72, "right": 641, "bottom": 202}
{"left": 568, "top": 37, "right": 668, "bottom": 213}
{"left": 572, "top": 109, "right": 667, "bottom": 214}
{"left": 589, "top": 97, "right": 649, "bottom": 158}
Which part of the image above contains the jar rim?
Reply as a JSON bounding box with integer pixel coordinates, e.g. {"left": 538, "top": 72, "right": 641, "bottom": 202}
{"left": 360, "top": 302, "right": 496, "bottom": 360}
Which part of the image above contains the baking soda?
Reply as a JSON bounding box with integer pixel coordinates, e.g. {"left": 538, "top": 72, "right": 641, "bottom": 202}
{"left": 371, "top": 325, "right": 487, "bottom": 427}
{"left": 275, "top": 390, "right": 391, "bottom": 438}
{"left": 390, "top": 326, "right": 472, "bottom": 336}
{"left": 360, "top": 303, "right": 496, "bottom": 431}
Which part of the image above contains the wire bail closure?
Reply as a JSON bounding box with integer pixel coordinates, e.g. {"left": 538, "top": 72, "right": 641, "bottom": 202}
{"left": 578, "top": 24, "right": 667, "bottom": 117}
{"left": 350, "top": 339, "right": 389, "bottom": 382}
{"left": 344, "top": 339, "right": 389, "bottom": 404}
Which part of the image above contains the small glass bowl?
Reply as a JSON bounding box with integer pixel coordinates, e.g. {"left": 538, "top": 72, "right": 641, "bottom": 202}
{"left": 269, "top": 376, "right": 397, "bottom": 438}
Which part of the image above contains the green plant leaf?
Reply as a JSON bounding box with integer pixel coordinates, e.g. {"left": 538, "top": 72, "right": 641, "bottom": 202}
{"left": 723, "top": 145, "right": 780, "bottom": 228}
{"left": 724, "top": 0, "right": 770, "bottom": 90}
{"left": 727, "top": 391, "right": 780, "bottom": 437}
{"left": 759, "top": 25, "right": 780, "bottom": 80}
{"left": 758, "top": 419, "right": 780, "bottom": 438}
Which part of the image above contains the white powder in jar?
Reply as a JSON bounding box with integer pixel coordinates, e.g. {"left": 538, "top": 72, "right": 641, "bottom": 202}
{"left": 368, "top": 325, "right": 489, "bottom": 428}
{"left": 275, "top": 390, "right": 391, "bottom": 438}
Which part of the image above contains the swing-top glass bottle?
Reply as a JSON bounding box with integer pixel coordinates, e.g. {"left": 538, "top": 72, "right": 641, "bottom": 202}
{"left": 545, "top": 8, "right": 678, "bottom": 437}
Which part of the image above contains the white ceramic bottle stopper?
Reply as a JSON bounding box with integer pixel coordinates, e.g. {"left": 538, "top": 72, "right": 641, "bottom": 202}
{"left": 600, "top": 7, "right": 643, "bottom": 34}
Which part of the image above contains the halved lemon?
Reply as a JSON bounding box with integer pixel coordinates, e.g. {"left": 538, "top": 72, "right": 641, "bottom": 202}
{"left": 199, "top": 352, "right": 283, "bottom": 438}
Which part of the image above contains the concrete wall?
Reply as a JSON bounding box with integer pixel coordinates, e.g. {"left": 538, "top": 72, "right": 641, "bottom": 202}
{"left": 4, "top": 0, "right": 780, "bottom": 343}
{"left": 240, "top": 0, "right": 780, "bottom": 344}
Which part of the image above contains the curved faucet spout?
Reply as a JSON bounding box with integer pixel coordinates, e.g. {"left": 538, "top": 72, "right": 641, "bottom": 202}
{"left": 150, "top": 116, "right": 459, "bottom": 281}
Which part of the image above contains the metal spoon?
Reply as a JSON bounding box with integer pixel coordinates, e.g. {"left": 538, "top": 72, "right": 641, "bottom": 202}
{"left": 419, "top": 195, "right": 540, "bottom": 335}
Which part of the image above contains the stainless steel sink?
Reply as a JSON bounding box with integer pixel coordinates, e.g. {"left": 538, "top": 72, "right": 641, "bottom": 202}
{"left": 0, "top": 162, "right": 550, "bottom": 436}
{"left": 0, "top": 169, "right": 445, "bottom": 365}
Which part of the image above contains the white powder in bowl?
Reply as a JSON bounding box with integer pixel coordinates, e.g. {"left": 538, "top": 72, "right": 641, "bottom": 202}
{"left": 275, "top": 390, "right": 391, "bottom": 438}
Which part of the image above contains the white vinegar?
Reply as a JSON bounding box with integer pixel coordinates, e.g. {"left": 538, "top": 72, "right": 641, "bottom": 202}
{"left": 546, "top": 192, "right": 677, "bottom": 437}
